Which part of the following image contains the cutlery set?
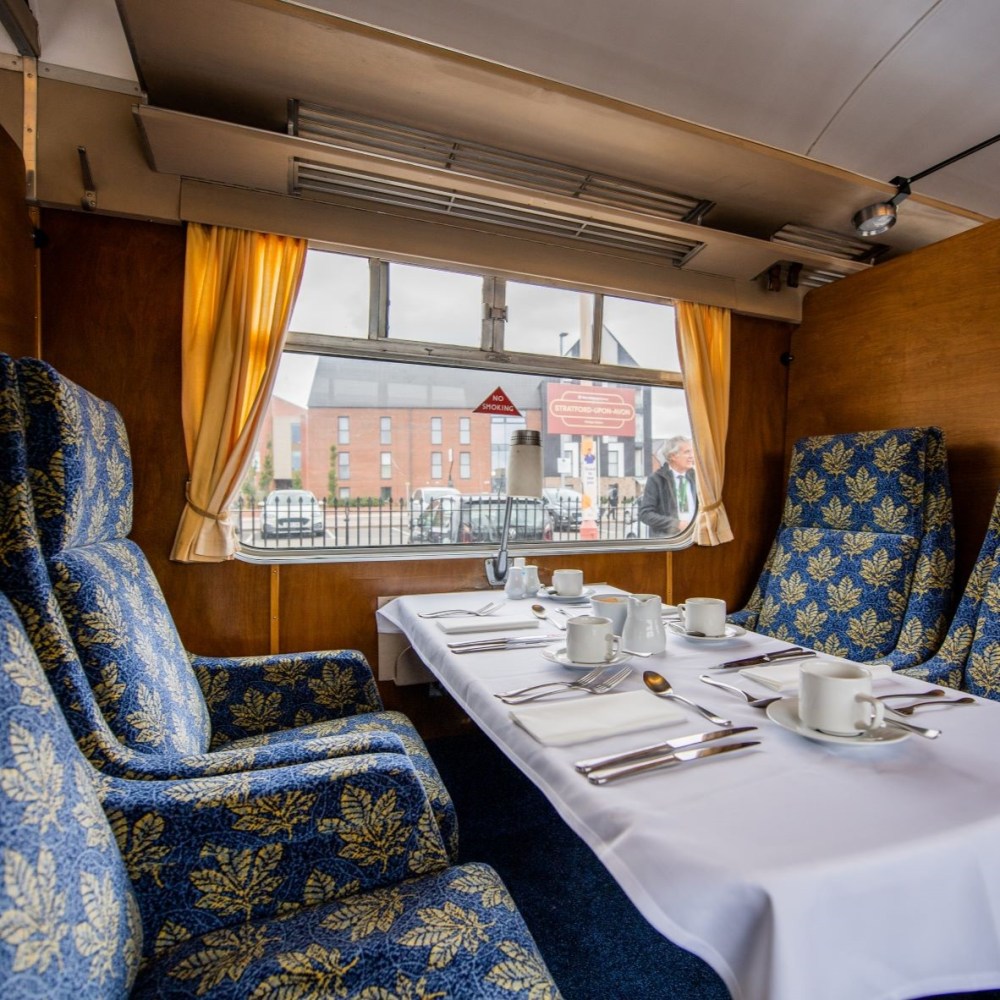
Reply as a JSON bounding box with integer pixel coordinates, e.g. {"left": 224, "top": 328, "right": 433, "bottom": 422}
{"left": 441, "top": 618, "right": 971, "bottom": 769}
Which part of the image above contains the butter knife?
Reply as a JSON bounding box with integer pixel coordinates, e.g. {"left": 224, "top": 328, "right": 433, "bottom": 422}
{"left": 574, "top": 726, "right": 758, "bottom": 774}
{"left": 713, "top": 648, "right": 817, "bottom": 670}
{"left": 587, "top": 740, "right": 760, "bottom": 784}
{"left": 447, "top": 633, "right": 560, "bottom": 650}
{"left": 449, "top": 636, "right": 561, "bottom": 653}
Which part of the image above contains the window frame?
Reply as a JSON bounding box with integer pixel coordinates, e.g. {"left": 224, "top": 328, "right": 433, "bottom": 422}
{"left": 239, "top": 247, "right": 695, "bottom": 564}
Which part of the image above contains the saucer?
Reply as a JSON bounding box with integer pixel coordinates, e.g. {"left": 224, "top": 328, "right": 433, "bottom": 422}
{"left": 541, "top": 646, "right": 631, "bottom": 670}
{"left": 540, "top": 586, "right": 596, "bottom": 603}
{"left": 666, "top": 621, "right": 746, "bottom": 642}
{"left": 766, "top": 697, "right": 910, "bottom": 746}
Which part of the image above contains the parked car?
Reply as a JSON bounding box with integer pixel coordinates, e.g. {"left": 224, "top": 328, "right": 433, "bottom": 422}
{"left": 413, "top": 494, "right": 553, "bottom": 544}
{"left": 543, "top": 487, "right": 604, "bottom": 530}
{"left": 261, "top": 489, "right": 325, "bottom": 538}
{"left": 408, "top": 487, "right": 461, "bottom": 531}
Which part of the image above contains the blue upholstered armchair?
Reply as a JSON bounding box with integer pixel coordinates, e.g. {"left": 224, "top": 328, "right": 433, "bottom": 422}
{"left": 0, "top": 355, "right": 455, "bottom": 857}
{"left": 904, "top": 487, "right": 1000, "bottom": 693}
{"left": 0, "top": 592, "right": 561, "bottom": 998}
{"left": 730, "top": 427, "right": 955, "bottom": 670}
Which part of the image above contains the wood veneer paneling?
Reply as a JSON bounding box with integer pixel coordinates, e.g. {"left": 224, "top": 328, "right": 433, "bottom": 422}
{"left": 0, "top": 124, "right": 36, "bottom": 357}
{"left": 788, "top": 218, "right": 1000, "bottom": 589}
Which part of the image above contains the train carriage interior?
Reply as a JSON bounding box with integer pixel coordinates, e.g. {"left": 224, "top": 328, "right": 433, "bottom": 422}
{"left": 2, "top": 2, "right": 1000, "bottom": 998}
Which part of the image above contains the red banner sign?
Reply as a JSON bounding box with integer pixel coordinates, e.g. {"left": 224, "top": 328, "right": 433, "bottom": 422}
{"left": 474, "top": 387, "right": 521, "bottom": 416}
{"left": 546, "top": 384, "right": 637, "bottom": 435}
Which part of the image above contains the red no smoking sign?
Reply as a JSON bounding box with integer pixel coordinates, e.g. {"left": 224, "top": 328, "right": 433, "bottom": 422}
{"left": 474, "top": 387, "right": 521, "bottom": 416}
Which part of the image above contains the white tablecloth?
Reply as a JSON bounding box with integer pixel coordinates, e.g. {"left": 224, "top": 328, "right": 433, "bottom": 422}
{"left": 378, "top": 591, "right": 1000, "bottom": 1000}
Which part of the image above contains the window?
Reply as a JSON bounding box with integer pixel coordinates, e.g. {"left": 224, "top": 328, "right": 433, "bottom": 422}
{"left": 239, "top": 249, "right": 692, "bottom": 557}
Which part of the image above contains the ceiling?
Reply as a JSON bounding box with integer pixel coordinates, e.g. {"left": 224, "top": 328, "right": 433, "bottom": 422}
{"left": 3, "top": 0, "right": 998, "bottom": 274}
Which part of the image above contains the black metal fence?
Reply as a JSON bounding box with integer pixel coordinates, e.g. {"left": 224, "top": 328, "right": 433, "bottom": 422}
{"left": 233, "top": 494, "right": 647, "bottom": 550}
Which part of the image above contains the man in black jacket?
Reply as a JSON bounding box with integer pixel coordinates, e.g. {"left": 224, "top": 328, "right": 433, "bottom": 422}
{"left": 638, "top": 436, "right": 696, "bottom": 537}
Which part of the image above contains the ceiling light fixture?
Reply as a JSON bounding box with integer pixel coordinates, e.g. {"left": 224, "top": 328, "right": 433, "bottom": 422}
{"left": 852, "top": 130, "right": 1000, "bottom": 237}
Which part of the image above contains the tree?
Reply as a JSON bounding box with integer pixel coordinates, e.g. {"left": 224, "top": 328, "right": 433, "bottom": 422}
{"left": 258, "top": 439, "right": 274, "bottom": 494}
{"left": 327, "top": 444, "right": 338, "bottom": 501}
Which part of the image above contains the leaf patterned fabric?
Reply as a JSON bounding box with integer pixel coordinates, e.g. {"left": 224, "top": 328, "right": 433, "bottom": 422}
{"left": 731, "top": 428, "right": 954, "bottom": 668}
{"left": 0, "top": 591, "right": 559, "bottom": 997}
{"left": 905, "top": 487, "right": 1000, "bottom": 693}
{"left": 132, "top": 865, "right": 561, "bottom": 1000}
{"left": 0, "top": 595, "right": 142, "bottom": 997}
{"left": 8, "top": 357, "right": 457, "bottom": 854}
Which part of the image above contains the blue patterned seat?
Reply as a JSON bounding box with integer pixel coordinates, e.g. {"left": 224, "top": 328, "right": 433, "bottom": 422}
{"left": 0, "top": 590, "right": 561, "bottom": 998}
{"left": 904, "top": 487, "right": 1000, "bottom": 693}
{"left": 0, "top": 355, "right": 455, "bottom": 856}
{"left": 730, "top": 427, "right": 954, "bottom": 669}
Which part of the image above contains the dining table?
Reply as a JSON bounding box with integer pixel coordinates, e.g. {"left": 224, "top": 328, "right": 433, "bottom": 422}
{"left": 377, "top": 588, "right": 1000, "bottom": 1000}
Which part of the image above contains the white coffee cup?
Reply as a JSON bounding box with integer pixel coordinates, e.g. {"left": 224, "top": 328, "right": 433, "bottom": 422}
{"left": 552, "top": 569, "right": 584, "bottom": 597}
{"left": 798, "top": 660, "right": 885, "bottom": 737}
{"left": 590, "top": 593, "right": 629, "bottom": 635}
{"left": 677, "top": 597, "right": 727, "bottom": 637}
{"left": 566, "top": 615, "right": 620, "bottom": 664}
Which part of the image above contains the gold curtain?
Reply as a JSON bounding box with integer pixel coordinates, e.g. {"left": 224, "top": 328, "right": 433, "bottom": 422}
{"left": 170, "top": 224, "right": 307, "bottom": 562}
{"left": 675, "top": 300, "right": 733, "bottom": 545}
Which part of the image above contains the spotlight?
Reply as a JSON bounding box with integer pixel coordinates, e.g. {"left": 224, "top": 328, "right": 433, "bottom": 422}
{"left": 852, "top": 201, "right": 897, "bottom": 237}
{"left": 851, "top": 130, "right": 1000, "bottom": 237}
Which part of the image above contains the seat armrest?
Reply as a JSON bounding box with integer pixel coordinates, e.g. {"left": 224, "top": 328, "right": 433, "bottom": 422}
{"left": 98, "top": 751, "right": 450, "bottom": 963}
{"left": 191, "top": 649, "right": 382, "bottom": 743}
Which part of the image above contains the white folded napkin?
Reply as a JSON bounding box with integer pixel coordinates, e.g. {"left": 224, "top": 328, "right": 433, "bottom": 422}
{"left": 436, "top": 617, "right": 539, "bottom": 635}
{"left": 740, "top": 658, "right": 893, "bottom": 692}
{"left": 509, "top": 690, "right": 686, "bottom": 746}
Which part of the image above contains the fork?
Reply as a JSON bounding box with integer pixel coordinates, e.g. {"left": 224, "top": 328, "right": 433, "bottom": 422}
{"left": 495, "top": 664, "right": 610, "bottom": 699}
{"left": 419, "top": 600, "right": 502, "bottom": 618}
{"left": 699, "top": 674, "right": 782, "bottom": 709}
{"left": 499, "top": 665, "right": 631, "bottom": 704}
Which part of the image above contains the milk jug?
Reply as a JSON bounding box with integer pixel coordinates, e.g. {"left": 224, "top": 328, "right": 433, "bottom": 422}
{"left": 622, "top": 593, "right": 666, "bottom": 653}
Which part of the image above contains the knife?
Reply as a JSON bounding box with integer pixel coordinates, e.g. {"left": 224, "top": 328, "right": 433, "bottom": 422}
{"left": 713, "top": 648, "right": 817, "bottom": 670}
{"left": 586, "top": 740, "right": 761, "bottom": 784}
{"left": 448, "top": 636, "right": 561, "bottom": 653}
{"left": 447, "top": 633, "right": 560, "bottom": 650}
{"left": 574, "top": 726, "right": 758, "bottom": 774}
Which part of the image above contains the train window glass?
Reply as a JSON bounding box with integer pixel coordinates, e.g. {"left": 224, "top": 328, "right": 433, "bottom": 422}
{"left": 236, "top": 249, "right": 694, "bottom": 559}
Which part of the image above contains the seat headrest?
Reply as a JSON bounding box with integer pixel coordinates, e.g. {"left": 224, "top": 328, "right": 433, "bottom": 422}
{"left": 17, "top": 358, "right": 133, "bottom": 553}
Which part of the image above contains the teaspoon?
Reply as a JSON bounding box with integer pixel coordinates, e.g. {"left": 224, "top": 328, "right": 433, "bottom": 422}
{"left": 643, "top": 670, "right": 731, "bottom": 726}
{"left": 890, "top": 696, "right": 975, "bottom": 716}
{"left": 531, "top": 604, "right": 566, "bottom": 630}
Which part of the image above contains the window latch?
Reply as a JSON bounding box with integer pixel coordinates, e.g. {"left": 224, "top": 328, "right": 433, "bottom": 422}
{"left": 484, "top": 305, "right": 508, "bottom": 321}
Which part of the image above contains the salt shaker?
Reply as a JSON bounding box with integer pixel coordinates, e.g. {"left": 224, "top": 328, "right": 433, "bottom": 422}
{"left": 522, "top": 564, "right": 540, "bottom": 596}
{"left": 504, "top": 559, "right": 526, "bottom": 600}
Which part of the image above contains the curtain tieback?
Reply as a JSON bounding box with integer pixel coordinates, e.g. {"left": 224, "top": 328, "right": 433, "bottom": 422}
{"left": 701, "top": 500, "right": 724, "bottom": 513}
{"left": 185, "top": 482, "right": 224, "bottom": 521}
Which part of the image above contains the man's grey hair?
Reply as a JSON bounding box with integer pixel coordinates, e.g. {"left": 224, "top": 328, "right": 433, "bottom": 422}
{"left": 656, "top": 435, "right": 691, "bottom": 464}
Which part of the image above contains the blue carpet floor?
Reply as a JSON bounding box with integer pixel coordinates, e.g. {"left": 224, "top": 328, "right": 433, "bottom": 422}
{"left": 427, "top": 730, "right": 1000, "bottom": 1000}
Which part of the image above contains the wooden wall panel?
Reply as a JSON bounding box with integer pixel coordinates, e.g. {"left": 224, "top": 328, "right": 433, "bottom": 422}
{"left": 788, "top": 218, "right": 1000, "bottom": 589}
{"left": 0, "top": 124, "right": 36, "bottom": 357}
